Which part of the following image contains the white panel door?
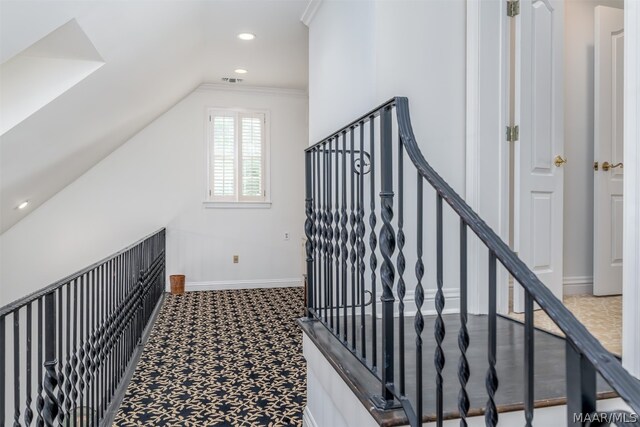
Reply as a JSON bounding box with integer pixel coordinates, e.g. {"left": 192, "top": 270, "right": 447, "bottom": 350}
{"left": 514, "top": 0, "right": 564, "bottom": 312}
{"left": 594, "top": 6, "right": 624, "bottom": 296}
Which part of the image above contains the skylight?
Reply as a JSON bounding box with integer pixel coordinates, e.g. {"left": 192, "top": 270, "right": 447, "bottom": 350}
{"left": 0, "top": 19, "right": 104, "bottom": 135}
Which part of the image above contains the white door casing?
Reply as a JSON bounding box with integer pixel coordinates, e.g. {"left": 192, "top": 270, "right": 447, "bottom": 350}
{"left": 513, "top": 0, "right": 564, "bottom": 312}
{"left": 594, "top": 5, "right": 624, "bottom": 296}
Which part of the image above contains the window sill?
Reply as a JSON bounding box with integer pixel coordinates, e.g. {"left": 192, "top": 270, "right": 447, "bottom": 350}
{"left": 203, "top": 201, "right": 272, "bottom": 209}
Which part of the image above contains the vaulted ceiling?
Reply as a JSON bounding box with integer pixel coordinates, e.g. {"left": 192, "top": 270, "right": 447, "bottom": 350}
{"left": 0, "top": 0, "right": 309, "bottom": 232}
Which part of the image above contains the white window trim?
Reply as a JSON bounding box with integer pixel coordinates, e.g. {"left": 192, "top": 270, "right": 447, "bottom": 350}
{"left": 204, "top": 107, "right": 271, "bottom": 208}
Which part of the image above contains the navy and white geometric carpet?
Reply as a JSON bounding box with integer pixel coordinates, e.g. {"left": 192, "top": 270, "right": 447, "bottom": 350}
{"left": 114, "top": 287, "right": 306, "bottom": 426}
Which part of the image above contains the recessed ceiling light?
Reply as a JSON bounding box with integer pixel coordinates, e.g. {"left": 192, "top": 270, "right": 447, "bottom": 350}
{"left": 237, "top": 33, "right": 256, "bottom": 41}
{"left": 234, "top": 68, "right": 248, "bottom": 74}
{"left": 17, "top": 200, "right": 29, "bottom": 210}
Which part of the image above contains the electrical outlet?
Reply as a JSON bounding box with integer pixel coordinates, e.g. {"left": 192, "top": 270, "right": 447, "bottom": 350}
{"left": 233, "top": 255, "right": 239, "bottom": 263}
{"left": 284, "top": 232, "right": 290, "bottom": 241}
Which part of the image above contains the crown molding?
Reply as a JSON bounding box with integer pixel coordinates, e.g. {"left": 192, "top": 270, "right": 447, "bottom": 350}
{"left": 197, "top": 83, "right": 308, "bottom": 98}
{"left": 301, "top": 0, "right": 323, "bottom": 27}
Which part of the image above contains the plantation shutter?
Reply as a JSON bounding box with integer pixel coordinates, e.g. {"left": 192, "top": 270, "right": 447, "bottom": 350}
{"left": 211, "top": 114, "right": 236, "bottom": 199}
{"left": 239, "top": 113, "right": 264, "bottom": 199}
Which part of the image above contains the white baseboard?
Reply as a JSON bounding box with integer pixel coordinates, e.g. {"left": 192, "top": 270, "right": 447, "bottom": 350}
{"left": 563, "top": 276, "right": 593, "bottom": 296}
{"left": 302, "top": 406, "right": 319, "bottom": 427}
{"left": 375, "top": 287, "right": 460, "bottom": 317}
{"left": 184, "top": 277, "right": 303, "bottom": 292}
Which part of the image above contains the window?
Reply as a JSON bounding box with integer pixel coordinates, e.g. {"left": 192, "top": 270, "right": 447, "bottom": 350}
{"left": 206, "top": 109, "right": 270, "bottom": 206}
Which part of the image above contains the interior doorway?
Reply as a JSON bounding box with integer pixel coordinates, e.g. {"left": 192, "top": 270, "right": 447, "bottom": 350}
{"left": 507, "top": 0, "right": 624, "bottom": 356}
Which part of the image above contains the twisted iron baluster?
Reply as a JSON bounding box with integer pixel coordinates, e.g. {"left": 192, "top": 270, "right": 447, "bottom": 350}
{"left": 342, "top": 131, "right": 350, "bottom": 344}
{"left": 36, "top": 298, "right": 44, "bottom": 427}
{"left": 43, "top": 360, "right": 58, "bottom": 427}
{"left": 312, "top": 148, "right": 319, "bottom": 317}
{"left": 327, "top": 140, "right": 334, "bottom": 328}
{"left": 435, "top": 195, "right": 446, "bottom": 424}
{"left": 485, "top": 251, "right": 499, "bottom": 427}
{"left": 321, "top": 144, "right": 328, "bottom": 322}
{"left": 334, "top": 135, "right": 341, "bottom": 336}
{"left": 305, "top": 151, "right": 314, "bottom": 318}
{"left": 357, "top": 122, "right": 367, "bottom": 359}
{"left": 64, "top": 284, "right": 73, "bottom": 422}
{"left": 396, "top": 136, "right": 406, "bottom": 396}
{"left": 70, "top": 281, "right": 79, "bottom": 425}
{"left": 458, "top": 220, "right": 470, "bottom": 426}
{"left": 43, "top": 292, "right": 59, "bottom": 427}
{"left": 378, "top": 106, "right": 395, "bottom": 407}
{"left": 347, "top": 130, "right": 355, "bottom": 347}
{"left": 57, "top": 290, "right": 65, "bottom": 426}
{"left": 14, "top": 311, "right": 20, "bottom": 427}
{"left": 368, "top": 118, "right": 378, "bottom": 370}
{"left": 415, "top": 174, "right": 425, "bottom": 423}
{"left": 25, "top": 304, "right": 33, "bottom": 426}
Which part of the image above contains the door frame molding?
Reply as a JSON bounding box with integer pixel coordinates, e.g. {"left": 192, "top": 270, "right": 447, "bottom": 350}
{"left": 467, "top": 0, "right": 640, "bottom": 379}
{"left": 465, "top": 0, "right": 510, "bottom": 315}
{"left": 623, "top": 0, "right": 640, "bottom": 379}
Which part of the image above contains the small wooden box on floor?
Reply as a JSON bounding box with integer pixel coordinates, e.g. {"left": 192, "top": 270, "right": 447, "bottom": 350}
{"left": 170, "top": 275, "right": 185, "bottom": 295}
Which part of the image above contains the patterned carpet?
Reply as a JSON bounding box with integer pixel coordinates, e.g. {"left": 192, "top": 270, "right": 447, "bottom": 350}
{"left": 508, "top": 294, "right": 622, "bottom": 356}
{"left": 113, "top": 287, "right": 306, "bottom": 426}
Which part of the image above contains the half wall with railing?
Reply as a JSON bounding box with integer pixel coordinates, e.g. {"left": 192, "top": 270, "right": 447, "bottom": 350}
{"left": 303, "top": 97, "right": 640, "bottom": 426}
{"left": 1, "top": 228, "right": 165, "bottom": 426}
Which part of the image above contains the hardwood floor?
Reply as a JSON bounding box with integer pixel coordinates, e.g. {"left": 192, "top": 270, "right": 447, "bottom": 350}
{"left": 299, "top": 313, "right": 615, "bottom": 426}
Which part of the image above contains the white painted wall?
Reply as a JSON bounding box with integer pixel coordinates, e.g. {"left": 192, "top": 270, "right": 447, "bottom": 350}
{"left": 307, "top": 0, "right": 468, "bottom": 310}
{"left": 0, "top": 85, "right": 308, "bottom": 305}
{"left": 563, "top": 0, "right": 624, "bottom": 287}
{"left": 308, "top": 0, "right": 376, "bottom": 143}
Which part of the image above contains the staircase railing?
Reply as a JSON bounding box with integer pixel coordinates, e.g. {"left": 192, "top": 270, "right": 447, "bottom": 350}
{"left": 303, "top": 97, "right": 640, "bottom": 426}
{"left": 0, "top": 228, "right": 165, "bottom": 426}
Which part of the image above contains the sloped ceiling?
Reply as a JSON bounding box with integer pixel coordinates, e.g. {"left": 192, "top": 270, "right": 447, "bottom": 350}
{"left": 0, "top": 0, "right": 309, "bottom": 233}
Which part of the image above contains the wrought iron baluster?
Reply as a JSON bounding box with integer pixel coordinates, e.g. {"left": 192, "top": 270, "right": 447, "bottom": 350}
{"left": 305, "top": 150, "right": 315, "bottom": 319}
{"left": 485, "top": 251, "right": 499, "bottom": 427}
{"left": 368, "top": 117, "right": 378, "bottom": 370}
{"left": 91, "top": 269, "right": 98, "bottom": 426}
{"left": 435, "top": 195, "right": 445, "bottom": 426}
{"left": 65, "top": 284, "right": 72, "bottom": 422}
{"left": 25, "top": 303, "right": 33, "bottom": 426}
{"left": 43, "top": 291, "right": 59, "bottom": 427}
{"left": 37, "top": 297, "right": 44, "bottom": 427}
{"left": 376, "top": 105, "right": 395, "bottom": 408}
{"left": 0, "top": 315, "right": 6, "bottom": 427}
{"left": 334, "top": 134, "right": 341, "bottom": 337}
{"left": 348, "top": 130, "right": 355, "bottom": 347}
{"left": 458, "top": 219, "right": 470, "bottom": 427}
{"left": 566, "top": 341, "right": 596, "bottom": 426}
{"left": 83, "top": 274, "right": 92, "bottom": 426}
{"left": 328, "top": 137, "right": 335, "bottom": 330}
{"left": 320, "top": 142, "right": 329, "bottom": 323}
{"left": 325, "top": 141, "right": 332, "bottom": 326}
{"left": 524, "top": 289, "right": 534, "bottom": 427}
{"left": 57, "top": 288, "right": 64, "bottom": 426}
{"left": 397, "top": 132, "right": 406, "bottom": 396}
{"left": 13, "top": 309, "right": 20, "bottom": 427}
{"left": 71, "top": 280, "right": 79, "bottom": 427}
{"left": 415, "top": 174, "right": 425, "bottom": 424}
{"left": 357, "top": 121, "right": 367, "bottom": 359}
{"left": 314, "top": 147, "right": 320, "bottom": 318}
{"left": 0, "top": 315, "right": 4, "bottom": 425}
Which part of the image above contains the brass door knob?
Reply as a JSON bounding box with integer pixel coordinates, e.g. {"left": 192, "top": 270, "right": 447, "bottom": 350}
{"left": 601, "top": 161, "right": 623, "bottom": 171}
{"left": 554, "top": 155, "right": 567, "bottom": 167}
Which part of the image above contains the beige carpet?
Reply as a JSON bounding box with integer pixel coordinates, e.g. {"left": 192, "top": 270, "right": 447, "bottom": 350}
{"left": 508, "top": 295, "right": 622, "bottom": 356}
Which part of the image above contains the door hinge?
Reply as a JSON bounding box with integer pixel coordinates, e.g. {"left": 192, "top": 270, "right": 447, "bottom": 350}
{"left": 507, "top": 0, "right": 520, "bottom": 17}
{"left": 506, "top": 125, "right": 519, "bottom": 142}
